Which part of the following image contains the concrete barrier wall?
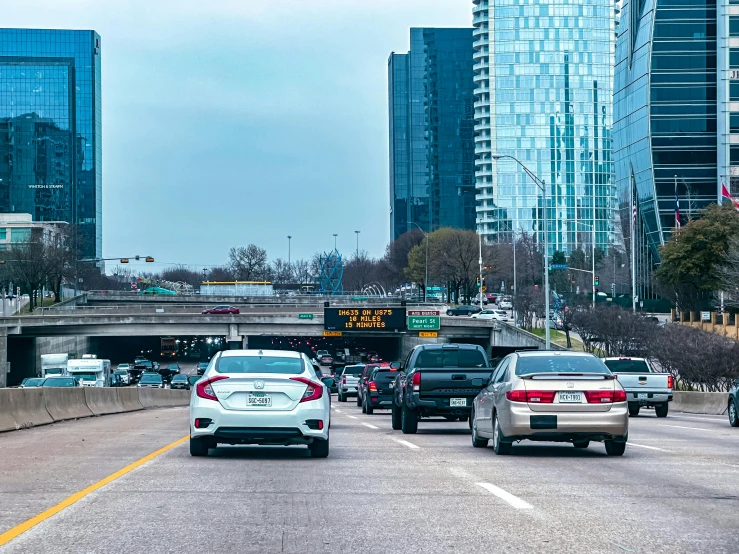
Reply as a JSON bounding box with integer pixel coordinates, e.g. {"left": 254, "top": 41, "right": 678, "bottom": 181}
{"left": 672, "top": 392, "right": 729, "bottom": 415}
{"left": 0, "top": 387, "right": 188, "bottom": 433}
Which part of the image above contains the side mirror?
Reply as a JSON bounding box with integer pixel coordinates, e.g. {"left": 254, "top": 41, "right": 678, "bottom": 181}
{"left": 390, "top": 362, "right": 401, "bottom": 370}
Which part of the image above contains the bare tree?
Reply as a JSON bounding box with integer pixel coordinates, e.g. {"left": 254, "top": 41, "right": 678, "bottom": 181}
{"left": 207, "top": 266, "right": 235, "bottom": 282}
{"left": 228, "top": 244, "right": 270, "bottom": 281}
{"left": 271, "top": 258, "right": 293, "bottom": 284}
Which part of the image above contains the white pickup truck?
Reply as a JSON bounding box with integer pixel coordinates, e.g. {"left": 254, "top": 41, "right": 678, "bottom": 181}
{"left": 603, "top": 357, "right": 673, "bottom": 418}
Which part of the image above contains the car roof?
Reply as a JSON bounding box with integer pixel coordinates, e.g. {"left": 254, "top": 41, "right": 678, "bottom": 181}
{"left": 515, "top": 351, "right": 596, "bottom": 358}
{"left": 602, "top": 357, "right": 647, "bottom": 361}
{"left": 220, "top": 349, "right": 302, "bottom": 359}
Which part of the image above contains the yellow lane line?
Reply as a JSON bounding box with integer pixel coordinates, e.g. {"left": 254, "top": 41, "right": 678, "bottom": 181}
{"left": 0, "top": 435, "right": 189, "bottom": 547}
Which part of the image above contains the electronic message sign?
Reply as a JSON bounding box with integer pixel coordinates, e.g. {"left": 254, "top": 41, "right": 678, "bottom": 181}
{"left": 324, "top": 307, "right": 407, "bottom": 331}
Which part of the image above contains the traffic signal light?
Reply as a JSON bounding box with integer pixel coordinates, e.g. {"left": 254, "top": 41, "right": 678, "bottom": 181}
{"left": 594, "top": 275, "right": 599, "bottom": 286}
{"left": 145, "top": 257, "right": 154, "bottom": 263}
{"left": 476, "top": 277, "right": 481, "bottom": 288}
{"left": 120, "top": 258, "right": 129, "bottom": 263}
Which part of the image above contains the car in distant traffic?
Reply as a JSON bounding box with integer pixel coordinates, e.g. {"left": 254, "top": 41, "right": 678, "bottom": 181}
{"left": 319, "top": 355, "right": 334, "bottom": 368}
{"left": 316, "top": 349, "right": 330, "bottom": 360}
{"left": 357, "top": 362, "right": 390, "bottom": 407}
{"left": 170, "top": 374, "right": 191, "bottom": 390}
{"left": 189, "top": 349, "right": 330, "bottom": 458}
{"left": 470, "top": 351, "right": 628, "bottom": 455}
{"left": 362, "top": 365, "right": 398, "bottom": 414}
{"left": 138, "top": 286, "right": 176, "bottom": 295}
{"left": 113, "top": 369, "right": 130, "bottom": 386}
{"left": 137, "top": 372, "right": 164, "bottom": 388}
{"left": 446, "top": 305, "right": 482, "bottom": 317}
{"left": 471, "top": 309, "right": 509, "bottom": 322}
{"left": 498, "top": 296, "right": 513, "bottom": 310}
{"left": 603, "top": 357, "right": 672, "bottom": 417}
{"left": 20, "top": 377, "right": 46, "bottom": 388}
{"left": 337, "top": 364, "right": 365, "bottom": 402}
{"left": 42, "top": 377, "right": 82, "bottom": 387}
{"left": 729, "top": 379, "right": 739, "bottom": 427}
{"left": 202, "top": 305, "right": 240, "bottom": 315}
{"left": 196, "top": 362, "right": 209, "bottom": 376}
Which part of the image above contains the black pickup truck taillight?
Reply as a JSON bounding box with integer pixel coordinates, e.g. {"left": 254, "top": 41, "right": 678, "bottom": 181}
{"left": 412, "top": 372, "right": 421, "bottom": 392}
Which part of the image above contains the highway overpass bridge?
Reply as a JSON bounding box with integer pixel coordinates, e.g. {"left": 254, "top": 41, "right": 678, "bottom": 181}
{"left": 0, "top": 302, "right": 552, "bottom": 387}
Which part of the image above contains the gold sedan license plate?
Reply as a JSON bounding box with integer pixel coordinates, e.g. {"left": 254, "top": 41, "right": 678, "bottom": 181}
{"left": 558, "top": 392, "right": 583, "bottom": 403}
{"left": 248, "top": 392, "right": 271, "bottom": 407}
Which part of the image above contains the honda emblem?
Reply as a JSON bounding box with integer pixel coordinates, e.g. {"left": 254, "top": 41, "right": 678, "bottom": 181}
{"left": 254, "top": 380, "right": 265, "bottom": 390}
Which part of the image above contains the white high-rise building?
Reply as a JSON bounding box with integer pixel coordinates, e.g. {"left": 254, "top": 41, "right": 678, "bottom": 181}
{"left": 473, "top": 0, "right": 618, "bottom": 256}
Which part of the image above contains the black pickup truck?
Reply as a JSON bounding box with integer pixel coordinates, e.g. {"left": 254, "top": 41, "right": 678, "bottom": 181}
{"left": 392, "top": 344, "right": 493, "bottom": 434}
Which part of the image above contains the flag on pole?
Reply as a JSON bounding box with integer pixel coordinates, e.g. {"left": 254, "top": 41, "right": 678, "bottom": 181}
{"left": 721, "top": 182, "right": 739, "bottom": 211}
{"left": 674, "top": 179, "right": 681, "bottom": 229}
{"left": 632, "top": 199, "right": 637, "bottom": 229}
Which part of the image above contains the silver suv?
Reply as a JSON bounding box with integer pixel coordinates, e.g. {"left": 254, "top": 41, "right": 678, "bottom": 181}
{"left": 337, "top": 364, "right": 365, "bottom": 402}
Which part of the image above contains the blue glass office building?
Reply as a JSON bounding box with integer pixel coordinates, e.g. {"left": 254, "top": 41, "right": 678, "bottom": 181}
{"left": 473, "top": 0, "right": 617, "bottom": 256}
{"left": 0, "top": 29, "right": 102, "bottom": 259}
{"left": 388, "top": 28, "right": 476, "bottom": 241}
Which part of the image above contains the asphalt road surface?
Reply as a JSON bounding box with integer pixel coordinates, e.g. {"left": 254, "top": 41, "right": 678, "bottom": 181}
{"left": 0, "top": 402, "right": 737, "bottom": 553}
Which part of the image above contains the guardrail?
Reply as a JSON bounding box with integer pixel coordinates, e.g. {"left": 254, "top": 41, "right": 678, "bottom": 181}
{"left": 0, "top": 387, "right": 189, "bottom": 433}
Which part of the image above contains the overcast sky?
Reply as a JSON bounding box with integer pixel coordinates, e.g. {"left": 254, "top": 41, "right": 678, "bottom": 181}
{"left": 2, "top": 0, "right": 473, "bottom": 272}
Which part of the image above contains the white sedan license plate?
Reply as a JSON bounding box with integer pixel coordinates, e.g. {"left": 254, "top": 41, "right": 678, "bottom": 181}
{"left": 248, "top": 392, "right": 271, "bottom": 407}
{"left": 558, "top": 392, "right": 584, "bottom": 403}
{"left": 450, "top": 398, "right": 466, "bottom": 407}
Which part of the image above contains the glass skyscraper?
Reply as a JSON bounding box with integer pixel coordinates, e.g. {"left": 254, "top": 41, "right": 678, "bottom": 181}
{"left": 388, "top": 28, "right": 476, "bottom": 241}
{"left": 0, "top": 29, "right": 102, "bottom": 259}
{"left": 473, "top": 0, "right": 617, "bottom": 256}
{"left": 614, "top": 0, "right": 731, "bottom": 278}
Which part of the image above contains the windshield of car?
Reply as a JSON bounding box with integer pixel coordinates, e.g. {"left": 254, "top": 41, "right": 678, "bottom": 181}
{"left": 167, "top": 364, "right": 179, "bottom": 370}
{"left": 415, "top": 349, "right": 488, "bottom": 368}
{"left": 69, "top": 372, "right": 99, "bottom": 381}
{"left": 114, "top": 370, "right": 127, "bottom": 375}
{"left": 117, "top": 364, "right": 130, "bottom": 369}
{"left": 342, "top": 365, "right": 365, "bottom": 377}
{"left": 140, "top": 374, "right": 163, "bottom": 383}
{"left": 215, "top": 356, "right": 304, "bottom": 374}
{"left": 603, "top": 359, "right": 651, "bottom": 373}
{"left": 515, "top": 355, "right": 611, "bottom": 376}
{"left": 371, "top": 369, "right": 397, "bottom": 381}
{"left": 24, "top": 378, "right": 45, "bottom": 387}
{"left": 171, "top": 375, "right": 187, "bottom": 382}
{"left": 42, "top": 378, "right": 77, "bottom": 387}
{"left": 44, "top": 368, "right": 63, "bottom": 375}
{"left": 495, "top": 311, "right": 507, "bottom": 316}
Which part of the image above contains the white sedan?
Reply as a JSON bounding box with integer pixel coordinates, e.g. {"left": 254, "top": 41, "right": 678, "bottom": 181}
{"left": 189, "top": 349, "right": 330, "bottom": 457}
{"left": 471, "top": 309, "right": 509, "bottom": 322}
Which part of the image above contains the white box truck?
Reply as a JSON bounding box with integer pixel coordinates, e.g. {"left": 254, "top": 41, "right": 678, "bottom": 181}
{"left": 40, "top": 353, "right": 69, "bottom": 378}
{"left": 67, "top": 358, "right": 111, "bottom": 387}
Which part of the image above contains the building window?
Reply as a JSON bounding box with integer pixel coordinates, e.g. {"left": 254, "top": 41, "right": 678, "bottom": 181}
{"left": 10, "top": 228, "right": 31, "bottom": 243}
{"left": 0, "top": 228, "right": 5, "bottom": 240}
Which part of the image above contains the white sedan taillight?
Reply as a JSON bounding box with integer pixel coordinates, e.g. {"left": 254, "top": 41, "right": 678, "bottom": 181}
{"left": 290, "top": 377, "right": 323, "bottom": 403}
{"left": 196, "top": 375, "right": 229, "bottom": 401}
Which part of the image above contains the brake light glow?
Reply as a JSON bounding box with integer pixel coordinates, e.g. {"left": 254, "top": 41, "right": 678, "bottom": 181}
{"left": 667, "top": 375, "right": 674, "bottom": 389}
{"left": 506, "top": 390, "right": 527, "bottom": 402}
{"left": 290, "top": 377, "right": 323, "bottom": 403}
{"left": 369, "top": 381, "right": 377, "bottom": 392}
{"left": 526, "top": 390, "right": 556, "bottom": 403}
{"left": 585, "top": 390, "right": 615, "bottom": 403}
{"left": 342, "top": 376, "right": 347, "bottom": 385}
{"left": 412, "top": 372, "right": 421, "bottom": 392}
{"left": 196, "top": 375, "right": 229, "bottom": 401}
{"left": 613, "top": 389, "right": 627, "bottom": 402}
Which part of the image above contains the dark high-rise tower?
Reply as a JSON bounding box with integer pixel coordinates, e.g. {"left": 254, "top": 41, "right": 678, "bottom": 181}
{"left": 388, "top": 28, "right": 476, "bottom": 241}
{"left": 0, "top": 29, "right": 102, "bottom": 259}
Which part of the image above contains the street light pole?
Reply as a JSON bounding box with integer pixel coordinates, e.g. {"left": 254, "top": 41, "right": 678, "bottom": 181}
{"left": 287, "top": 235, "right": 292, "bottom": 266}
{"left": 512, "top": 229, "right": 517, "bottom": 326}
{"left": 493, "top": 154, "right": 550, "bottom": 349}
{"left": 355, "top": 230, "right": 360, "bottom": 259}
{"left": 333, "top": 233, "right": 338, "bottom": 251}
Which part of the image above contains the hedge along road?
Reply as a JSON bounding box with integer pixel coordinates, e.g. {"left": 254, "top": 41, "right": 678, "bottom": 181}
{"left": 0, "top": 400, "right": 738, "bottom": 553}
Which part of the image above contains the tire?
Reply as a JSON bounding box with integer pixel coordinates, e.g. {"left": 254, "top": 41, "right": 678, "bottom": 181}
{"left": 628, "top": 405, "right": 640, "bottom": 417}
{"left": 365, "top": 396, "right": 374, "bottom": 415}
{"left": 309, "top": 435, "right": 330, "bottom": 458}
{"left": 391, "top": 405, "right": 402, "bottom": 430}
{"left": 729, "top": 400, "right": 739, "bottom": 427}
{"left": 655, "top": 403, "right": 668, "bottom": 418}
{"left": 446, "top": 310, "right": 453, "bottom": 316}
{"left": 401, "top": 404, "right": 418, "bottom": 434}
{"left": 356, "top": 394, "right": 362, "bottom": 407}
{"left": 573, "top": 440, "right": 590, "bottom": 449}
{"left": 338, "top": 393, "right": 346, "bottom": 402}
{"left": 605, "top": 440, "right": 626, "bottom": 456}
{"left": 471, "top": 410, "right": 488, "bottom": 448}
{"left": 492, "top": 413, "right": 511, "bottom": 455}
{"left": 189, "top": 436, "right": 210, "bottom": 457}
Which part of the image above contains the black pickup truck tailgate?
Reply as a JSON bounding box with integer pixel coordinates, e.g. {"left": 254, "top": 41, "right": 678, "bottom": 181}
{"left": 419, "top": 368, "right": 492, "bottom": 398}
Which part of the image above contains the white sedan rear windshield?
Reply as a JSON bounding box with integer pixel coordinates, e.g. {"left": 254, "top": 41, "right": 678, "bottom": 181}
{"left": 516, "top": 356, "right": 610, "bottom": 376}
{"left": 216, "top": 356, "right": 304, "bottom": 374}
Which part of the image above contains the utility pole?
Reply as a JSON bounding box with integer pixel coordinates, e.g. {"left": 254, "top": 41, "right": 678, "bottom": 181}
{"left": 355, "top": 230, "right": 360, "bottom": 259}
{"left": 287, "top": 235, "right": 292, "bottom": 266}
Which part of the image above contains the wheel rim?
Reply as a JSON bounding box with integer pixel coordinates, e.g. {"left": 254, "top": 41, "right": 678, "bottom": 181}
{"left": 731, "top": 403, "right": 737, "bottom": 423}
{"left": 472, "top": 413, "right": 478, "bottom": 441}
{"left": 493, "top": 416, "right": 499, "bottom": 445}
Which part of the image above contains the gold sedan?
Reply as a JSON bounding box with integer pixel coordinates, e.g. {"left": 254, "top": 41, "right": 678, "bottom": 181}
{"left": 471, "top": 351, "right": 628, "bottom": 456}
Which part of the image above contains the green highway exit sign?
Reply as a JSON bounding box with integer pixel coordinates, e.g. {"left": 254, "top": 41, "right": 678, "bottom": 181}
{"left": 298, "top": 313, "right": 314, "bottom": 320}
{"left": 407, "top": 315, "right": 440, "bottom": 331}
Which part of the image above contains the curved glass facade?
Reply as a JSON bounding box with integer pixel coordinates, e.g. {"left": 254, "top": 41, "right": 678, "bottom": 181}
{"left": 614, "top": 0, "right": 724, "bottom": 265}
{"left": 474, "top": 0, "right": 617, "bottom": 255}
{"left": 0, "top": 29, "right": 102, "bottom": 259}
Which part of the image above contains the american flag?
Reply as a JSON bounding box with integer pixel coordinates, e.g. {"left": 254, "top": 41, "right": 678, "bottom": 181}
{"left": 632, "top": 199, "right": 637, "bottom": 229}
{"left": 721, "top": 182, "right": 739, "bottom": 212}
